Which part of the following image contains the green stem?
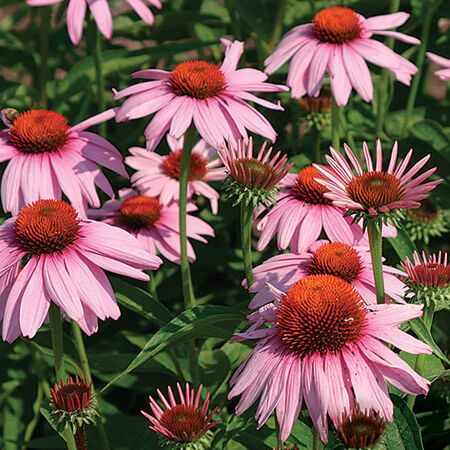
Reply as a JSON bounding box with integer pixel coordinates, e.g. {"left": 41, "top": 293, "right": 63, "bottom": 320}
{"left": 308, "top": 0, "right": 316, "bottom": 15}
{"left": 312, "top": 427, "right": 324, "bottom": 450}
{"left": 90, "top": 24, "right": 106, "bottom": 136}
{"left": 331, "top": 98, "right": 340, "bottom": 150}
{"left": 375, "top": 0, "right": 400, "bottom": 136}
{"left": 240, "top": 202, "right": 254, "bottom": 287}
{"left": 402, "top": 0, "right": 440, "bottom": 136}
{"left": 311, "top": 126, "right": 321, "bottom": 163}
{"left": 38, "top": 7, "right": 50, "bottom": 108}
{"left": 367, "top": 222, "right": 385, "bottom": 304}
{"left": 407, "top": 304, "right": 435, "bottom": 409}
{"left": 269, "top": 0, "right": 288, "bottom": 50}
{"left": 71, "top": 323, "right": 110, "bottom": 450}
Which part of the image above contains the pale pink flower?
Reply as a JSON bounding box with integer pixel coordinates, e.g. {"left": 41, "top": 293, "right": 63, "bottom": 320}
{"left": 229, "top": 275, "right": 431, "bottom": 443}
{"left": 27, "top": 0, "right": 162, "bottom": 45}
{"left": 0, "top": 199, "right": 162, "bottom": 342}
{"left": 115, "top": 39, "right": 288, "bottom": 151}
{"left": 0, "top": 108, "right": 126, "bottom": 217}
{"left": 142, "top": 383, "right": 219, "bottom": 446}
{"left": 247, "top": 240, "right": 405, "bottom": 309}
{"left": 265, "top": 7, "right": 420, "bottom": 105}
{"left": 315, "top": 140, "right": 442, "bottom": 218}
{"left": 126, "top": 135, "right": 225, "bottom": 214}
{"left": 256, "top": 165, "right": 368, "bottom": 253}
{"left": 89, "top": 188, "right": 214, "bottom": 264}
{"left": 426, "top": 52, "right": 450, "bottom": 80}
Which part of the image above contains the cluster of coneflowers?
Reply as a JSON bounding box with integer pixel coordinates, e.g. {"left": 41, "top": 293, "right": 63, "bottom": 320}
{"left": 0, "top": 1, "right": 448, "bottom": 449}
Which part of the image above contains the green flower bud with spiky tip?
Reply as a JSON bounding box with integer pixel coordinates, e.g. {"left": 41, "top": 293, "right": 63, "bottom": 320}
{"left": 49, "top": 376, "right": 98, "bottom": 435}
{"left": 401, "top": 251, "right": 450, "bottom": 311}
{"left": 299, "top": 89, "right": 332, "bottom": 131}
{"left": 404, "top": 198, "right": 449, "bottom": 244}
{"left": 218, "top": 138, "right": 293, "bottom": 208}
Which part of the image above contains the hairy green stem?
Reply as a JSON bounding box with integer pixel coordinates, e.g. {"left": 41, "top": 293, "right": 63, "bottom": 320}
{"left": 240, "top": 202, "right": 254, "bottom": 287}
{"left": 331, "top": 98, "right": 340, "bottom": 150}
{"left": 38, "top": 7, "right": 50, "bottom": 108}
{"left": 269, "top": 0, "right": 288, "bottom": 50}
{"left": 375, "top": 0, "right": 400, "bottom": 136}
{"left": 402, "top": 0, "right": 440, "bottom": 136}
{"left": 90, "top": 24, "right": 106, "bottom": 136}
{"left": 367, "top": 222, "right": 385, "bottom": 304}
{"left": 71, "top": 322, "right": 110, "bottom": 450}
{"left": 406, "top": 304, "right": 435, "bottom": 409}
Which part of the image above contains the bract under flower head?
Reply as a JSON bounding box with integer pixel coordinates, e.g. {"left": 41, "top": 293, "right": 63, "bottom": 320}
{"left": 115, "top": 39, "right": 288, "bottom": 151}
{"left": 219, "top": 138, "right": 292, "bottom": 207}
{"left": 229, "top": 276, "right": 431, "bottom": 443}
{"left": 142, "top": 383, "right": 219, "bottom": 449}
{"left": 265, "top": 8, "right": 420, "bottom": 105}
{"left": 315, "top": 140, "right": 443, "bottom": 227}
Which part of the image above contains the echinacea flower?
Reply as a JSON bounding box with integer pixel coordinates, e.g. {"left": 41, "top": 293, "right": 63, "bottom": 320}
{"left": 256, "top": 165, "right": 368, "bottom": 253}
{"left": 27, "top": 0, "right": 162, "bottom": 45}
{"left": 126, "top": 135, "right": 225, "bottom": 214}
{"left": 426, "top": 52, "right": 450, "bottom": 80}
{"left": 401, "top": 251, "right": 449, "bottom": 310}
{"left": 229, "top": 275, "right": 431, "bottom": 443}
{"left": 265, "top": 7, "right": 420, "bottom": 105}
{"left": 115, "top": 39, "right": 288, "bottom": 151}
{"left": 0, "top": 108, "right": 126, "bottom": 216}
{"left": 218, "top": 138, "right": 293, "bottom": 207}
{"left": 247, "top": 240, "right": 405, "bottom": 309}
{"left": 89, "top": 188, "right": 214, "bottom": 264}
{"left": 142, "top": 383, "right": 219, "bottom": 449}
{"left": 315, "top": 140, "right": 443, "bottom": 225}
{"left": 0, "top": 199, "right": 162, "bottom": 342}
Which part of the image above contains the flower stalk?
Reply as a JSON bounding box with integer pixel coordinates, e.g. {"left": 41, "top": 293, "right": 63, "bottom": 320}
{"left": 90, "top": 23, "right": 106, "bottom": 136}
{"left": 240, "top": 202, "right": 254, "bottom": 287}
{"left": 367, "top": 222, "right": 386, "bottom": 304}
{"left": 38, "top": 7, "right": 51, "bottom": 108}
{"left": 331, "top": 98, "right": 340, "bottom": 150}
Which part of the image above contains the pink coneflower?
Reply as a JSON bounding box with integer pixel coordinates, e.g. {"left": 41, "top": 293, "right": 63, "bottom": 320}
{"left": 218, "top": 138, "right": 293, "bottom": 207}
{"left": 142, "top": 383, "right": 219, "bottom": 447}
{"left": 315, "top": 140, "right": 442, "bottom": 223}
{"left": 126, "top": 135, "right": 225, "bottom": 214}
{"left": 115, "top": 39, "right": 288, "bottom": 151}
{"left": 27, "top": 0, "right": 162, "bottom": 45}
{"left": 89, "top": 188, "right": 214, "bottom": 264}
{"left": 0, "top": 199, "right": 162, "bottom": 342}
{"left": 247, "top": 241, "right": 405, "bottom": 309}
{"left": 0, "top": 108, "right": 126, "bottom": 216}
{"left": 256, "top": 165, "right": 367, "bottom": 253}
{"left": 426, "top": 52, "right": 450, "bottom": 80}
{"left": 229, "top": 275, "right": 431, "bottom": 443}
{"left": 265, "top": 7, "right": 420, "bottom": 105}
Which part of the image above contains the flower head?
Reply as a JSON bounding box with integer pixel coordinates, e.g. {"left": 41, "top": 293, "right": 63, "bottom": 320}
{"left": 315, "top": 140, "right": 442, "bottom": 227}
{"left": 229, "top": 275, "right": 431, "bottom": 443}
{"left": 401, "top": 251, "right": 450, "bottom": 311}
{"left": 256, "top": 165, "right": 368, "bottom": 253}
{"left": 219, "top": 138, "right": 292, "bottom": 207}
{"left": 89, "top": 188, "right": 214, "bottom": 264}
{"left": 27, "top": 0, "right": 162, "bottom": 45}
{"left": 247, "top": 240, "right": 405, "bottom": 309}
{"left": 115, "top": 39, "right": 288, "bottom": 151}
{"left": 0, "top": 108, "right": 126, "bottom": 216}
{"left": 126, "top": 135, "right": 225, "bottom": 214}
{"left": 265, "top": 8, "right": 420, "bottom": 105}
{"left": 337, "top": 409, "right": 386, "bottom": 449}
{"left": 0, "top": 199, "right": 162, "bottom": 342}
{"left": 426, "top": 52, "right": 450, "bottom": 81}
{"left": 142, "top": 383, "right": 219, "bottom": 449}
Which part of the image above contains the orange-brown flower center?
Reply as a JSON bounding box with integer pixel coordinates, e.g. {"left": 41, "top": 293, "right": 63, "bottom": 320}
{"left": 170, "top": 61, "right": 225, "bottom": 99}
{"left": 15, "top": 200, "right": 80, "bottom": 254}
{"left": 313, "top": 7, "right": 361, "bottom": 44}
{"left": 291, "top": 166, "right": 332, "bottom": 205}
{"left": 307, "top": 242, "right": 362, "bottom": 282}
{"left": 346, "top": 171, "right": 405, "bottom": 211}
{"left": 277, "top": 275, "right": 367, "bottom": 356}
{"left": 233, "top": 158, "right": 278, "bottom": 188}
{"left": 118, "top": 195, "right": 162, "bottom": 231}
{"left": 8, "top": 110, "right": 70, "bottom": 154}
{"left": 412, "top": 263, "right": 450, "bottom": 288}
{"left": 162, "top": 150, "right": 208, "bottom": 181}
{"left": 159, "top": 405, "right": 207, "bottom": 442}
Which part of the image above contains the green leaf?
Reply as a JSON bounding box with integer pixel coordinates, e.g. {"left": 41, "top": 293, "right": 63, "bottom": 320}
{"left": 226, "top": 0, "right": 271, "bottom": 41}
{"left": 111, "top": 277, "right": 173, "bottom": 327}
{"left": 409, "top": 318, "right": 450, "bottom": 365}
{"left": 411, "top": 119, "right": 449, "bottom": 153}
{"left": 400, "top": 352, "right": 445, "bottom": 381}
{"left": 387, "top": 227, "right": 417, "bottom": 261}
{"left": 383, "top": 394, "right": 423, "bottom": 450}
{"left": 100, "top": 305, "right": 245, "bottom": 393}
